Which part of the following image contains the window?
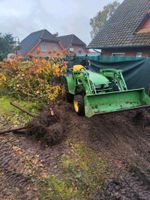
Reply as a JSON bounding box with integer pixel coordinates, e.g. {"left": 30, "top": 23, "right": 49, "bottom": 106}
{"left": 136, "top": 52, "right": 143, "bottom": 58}
{"left": 53, "top": 47, "right": 57, "bottom": 51}
{"left": 112, "top": 53, "right": 125, "bottom": 57}
{"left": 69, "top": 48, "right": 74, "bottom": 52}
{"left": 40, "top": 43, "right": 47, "bottom": 52}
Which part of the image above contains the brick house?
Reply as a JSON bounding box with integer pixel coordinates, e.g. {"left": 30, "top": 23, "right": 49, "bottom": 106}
{"left": 88, "top": 0, "right": 150, "bottom": 57}
{"left": 19, "top": 29, "right": 63, "bottom": 57}
{"left": 58, "top": 34, "right": 88, "bottom": 55}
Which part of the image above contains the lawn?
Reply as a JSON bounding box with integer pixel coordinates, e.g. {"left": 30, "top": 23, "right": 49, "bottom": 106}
{"left": 0, "top": 95, "right": 40, "bottom": 130}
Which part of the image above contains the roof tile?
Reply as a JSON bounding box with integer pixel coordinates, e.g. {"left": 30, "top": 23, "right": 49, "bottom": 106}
{"left": 58, "top": 34, "right": 86, "bottom": 48}
{"left": 19, "top": 29, "right": 59, "bottom": 55}
{"left": 88, "top": 0, "right": 150, "bottom": 49}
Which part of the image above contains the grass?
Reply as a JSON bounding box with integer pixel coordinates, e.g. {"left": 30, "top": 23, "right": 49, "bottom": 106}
{"left": 0, "top": 96, "right": 40, "bottom": 114}
{"left": 39, "top": 142, "right": 107, "bottom": 200}
{"left": 0, "top": 95, "right": 41, "bottom": 128}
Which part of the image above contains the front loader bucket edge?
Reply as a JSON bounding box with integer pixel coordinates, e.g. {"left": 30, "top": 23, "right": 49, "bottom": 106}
{"left": 84, "top": 88, "right": 150, "bottom": 118}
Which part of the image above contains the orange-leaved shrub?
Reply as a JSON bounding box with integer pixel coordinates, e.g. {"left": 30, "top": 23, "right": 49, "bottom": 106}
{"left": 0, "top": 55, "right": 68, "bottom": 103}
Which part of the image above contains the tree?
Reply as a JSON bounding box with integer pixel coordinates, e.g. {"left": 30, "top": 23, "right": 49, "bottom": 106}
{"left": 90, "top": 1, "right": 120, "bottom": 38}
{"left": 0, "top": 33, "right": 15, "bottom": 60}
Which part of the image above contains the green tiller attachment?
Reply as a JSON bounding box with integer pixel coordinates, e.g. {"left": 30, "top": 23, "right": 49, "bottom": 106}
{"left": 84, "top": 88, "right": 150, "bottom": 118}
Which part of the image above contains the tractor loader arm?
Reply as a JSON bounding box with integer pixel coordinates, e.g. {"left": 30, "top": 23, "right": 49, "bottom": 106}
{"left": 100, "top": 69, "right": 127, "bottom": 91}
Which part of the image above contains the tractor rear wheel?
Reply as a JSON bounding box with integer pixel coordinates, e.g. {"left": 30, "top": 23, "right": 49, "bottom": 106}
{"left": 73, "top": 95, "right": 85, "bottom": 116}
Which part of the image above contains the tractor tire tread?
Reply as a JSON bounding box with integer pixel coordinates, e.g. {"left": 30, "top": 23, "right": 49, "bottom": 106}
{"left": 74, "top": 95, "right": 85, "bottom": 116}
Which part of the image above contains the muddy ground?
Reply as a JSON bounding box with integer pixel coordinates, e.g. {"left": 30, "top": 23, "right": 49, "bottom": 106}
{"left": 0, "top": 103, "right": 150, "bottom": 200}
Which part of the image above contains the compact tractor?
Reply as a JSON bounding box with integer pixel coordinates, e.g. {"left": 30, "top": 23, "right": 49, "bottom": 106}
{"left": 64, "top": 65, "right": 150, "bottom": 117}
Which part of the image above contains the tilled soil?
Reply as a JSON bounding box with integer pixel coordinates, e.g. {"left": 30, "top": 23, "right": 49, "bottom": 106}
{"left": 89, "top": 111, "right": 150, "bottom": 200}
{"left": 0, "top": 103, "right": 150, "bottom": 199}
{"left": 0, "top": 133, "right": 70, "bottom": 200}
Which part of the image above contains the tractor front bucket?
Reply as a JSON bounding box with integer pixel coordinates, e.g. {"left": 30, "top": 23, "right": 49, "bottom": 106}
{"left": 84, "top": 88, "right": 150, "bottom": 117}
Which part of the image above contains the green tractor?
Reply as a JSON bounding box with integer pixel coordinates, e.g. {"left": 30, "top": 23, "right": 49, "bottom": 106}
{"left": 64, "top": 65, "right": 150, "bottom": 117}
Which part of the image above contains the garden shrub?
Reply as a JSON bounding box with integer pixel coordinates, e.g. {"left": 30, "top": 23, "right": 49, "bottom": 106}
{"left": 0, "top": 55, "right": 68, "bottom": 103}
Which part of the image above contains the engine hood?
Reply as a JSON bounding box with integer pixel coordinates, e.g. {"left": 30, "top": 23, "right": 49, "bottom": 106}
{"left": 87, "top": 70, "right": 110, "bottom": 85}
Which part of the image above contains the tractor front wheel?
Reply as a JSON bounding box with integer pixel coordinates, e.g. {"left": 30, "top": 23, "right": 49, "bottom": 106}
{"left": 73, "top": 95, "right": 85, "bottom": 116}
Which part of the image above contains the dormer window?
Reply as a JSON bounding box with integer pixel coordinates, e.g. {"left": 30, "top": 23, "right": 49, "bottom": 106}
{"left": 137, "top": 10, "right": 150, "bottom": 33}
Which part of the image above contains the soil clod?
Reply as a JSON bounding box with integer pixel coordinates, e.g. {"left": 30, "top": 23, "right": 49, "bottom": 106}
{"left": 27, "top": 108, "right": 66, "bottom": 146}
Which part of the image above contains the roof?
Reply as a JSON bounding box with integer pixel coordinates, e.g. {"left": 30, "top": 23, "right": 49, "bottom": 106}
{"left": 58, "top": 34, "right": 86, "bottom": 48}
{"left": 88, "top": 0, "right": 150, "bottom": 49}
{"left": 19, "top": 29, "right": 59, "bottom": 55}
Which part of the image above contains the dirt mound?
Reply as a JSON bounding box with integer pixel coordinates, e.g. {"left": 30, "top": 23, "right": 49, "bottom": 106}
{"left": 26, "top": 105, "right": 68, "bottom": 146}
{"left": 0, "top": 102, "right": 150, "bottom": 199}
{"left": 93, "top": 166, "right": 150, "bottom": 200}
{"left": 86, "top": 110, "right": 150, "bottom": 200}
{"left": 64, "top": 106, "right": 150, "bottom": 199}
{"left": 54, "top": 103, "right": 150, "bottom": 199}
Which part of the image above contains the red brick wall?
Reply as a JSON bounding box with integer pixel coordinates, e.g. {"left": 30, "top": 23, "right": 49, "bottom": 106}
{"left": 138, "top": 17, "right": 150, "bottom": 33}
{"left": 71, "top": 45, "right": 88, "bottom": 55}
{"left": 102, "top": 48, "right": 150, "bottom": 57}
{"left": 28, "top": 41, "right": 62, "bottom": 57}
{"left": 142, "top": 18, "right": 150, "bottom": 29}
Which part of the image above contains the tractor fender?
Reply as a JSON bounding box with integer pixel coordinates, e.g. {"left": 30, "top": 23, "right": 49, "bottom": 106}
{"left": 64, "top": 75, "right": 75, "bottom": 95}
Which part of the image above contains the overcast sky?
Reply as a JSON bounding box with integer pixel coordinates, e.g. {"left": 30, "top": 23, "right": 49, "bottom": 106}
{"left": 0, "top": 0, "right": 123, "bottom": 45}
